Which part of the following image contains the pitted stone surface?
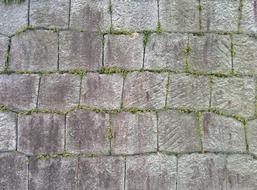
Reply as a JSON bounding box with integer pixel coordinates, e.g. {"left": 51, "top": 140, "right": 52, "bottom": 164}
{"left": 0, "top": 35, "right": 8, "bottom": 71}
{"left": 104, "top": 34, "right": 144, "bottom": 69}
{"left": 158, "top": 110, "right": 201, "bottom": 153}
{"left": 111, "top": 112, "right": 157, "bottom": 155}
{"left": 59, "top": 31, "right": 102, "bottom": 71}
{"left": 247, "top": 120, "right": 257, "bottom": 156}
{"left": 240, "top": 0, "right": 257, "bottom": 33}
{"left": 66, "top": 110, "right": 109, "bottom": 154}
{"left": 10, "top": 30, "right": 58, "bottom": 72}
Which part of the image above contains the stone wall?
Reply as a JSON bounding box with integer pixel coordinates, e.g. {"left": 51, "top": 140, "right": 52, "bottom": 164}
{"left": 0, "top": 0, "right": 257, "bottom": 189}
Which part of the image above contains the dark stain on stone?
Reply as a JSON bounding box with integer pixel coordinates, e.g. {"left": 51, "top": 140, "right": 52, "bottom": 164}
{"left": 253, "top": 0, "right": 257, "bottom": 25}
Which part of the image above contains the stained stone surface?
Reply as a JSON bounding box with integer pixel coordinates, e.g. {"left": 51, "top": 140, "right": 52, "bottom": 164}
{"left": 126, "top": 154, "right": 177, "bottom": 190}
{"left": 144, "top": 33, "right": 188, "bottom": 71}
{"left": 158, "top": 110, "right": 201, "bottom": 153}
{"left": 247, "top": 120, "right": 257, "bottom": 156}
{"left": 240, "top": 0, "right": 257, "bottom": 33}
{"left": 66, "top": 110, "right": 109, "bottom": 154}
{"left": 104, "top": 34, "right": 144, "bottom": 69}
{"left": 111, "top": 112, "right": 157, "bottom": 155}
{"left": 0, "top": 35, "right": 8, "bottom": 71}
{"left": 10, "top": 30, "right": 58, "bottom": 72}
{"left": 59, "top": 31, "right": 102, "bottom": 71}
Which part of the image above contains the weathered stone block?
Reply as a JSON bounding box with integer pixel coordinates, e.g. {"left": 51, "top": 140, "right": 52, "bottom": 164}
{"left": 112, "top": 0, "right": 158, "bottom": 31}
{"left": 78, "top": 157, "right": 125, "bottom": 190}
{"left": 126, "top": 154, "right": 177, "bottom": 190}
{"left": 0, "top": 153, "right": 28, "bottom": 190}
{"left": 167, "top": 74, "right": 210, "bottom": 110}
{"left": 158, "top": 110, "right": 201, "bottom": 153}
{"left": 10, "top": 30, "right": 58, "bottom": 72}
{"left": 188, "top": 34, "right": 232, "bottom": 74}
{"left": 29, "top": 157, "right": 77, "bottom": 190}
{"left": 159, "top": 0, "right": 200, "bottom": 32}
{"left": 0, "top": 74, "right": 39, "bottom": 110}
{"left": 0, "top": 35, "right": 8, "bottom": 71}
{"left": 81, "top": 73, "right": 123, "bottom": 109}
{"left": 66, "top": 110, "right": 109, "bottom": 154}
{"left": 212, "top": 77, "right": 255, "bottom": 118}
{"left": 200, "top": 112, "right": 246, "bottom": 152}
{"left": 177, "top": 154, "right": 226, "bottom": 190}
{"left": 144, "top": 33, "right": 188, "bottom": 71}
{"left": 240, "top": 0, "right": 257, "bottom": 33}
{"left": 111, "top": 112, "right": 157, "bottom": 155}
{"left": 104, "top": 34, "right": 144, "bottom": 69}
{"left": 70, "top": 0, "right": 110, "bottom": 32}
{"left": 123, "top": 72, "right": 168, "bottom": 109}
{"left": 247, "top": 120, "right": 257, "bottom": 156}
{"left": 59, "top": 31, "right": 102, "bottom": 71}
{"left": 30, "top": 0, "right": 69, "bottom": 28}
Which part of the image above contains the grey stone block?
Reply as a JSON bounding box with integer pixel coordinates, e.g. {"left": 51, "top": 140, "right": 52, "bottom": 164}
{"left": 38, "top": 74, "right": 80, "bottom": 111}
{"left": 144, "top": 33, "right": 188, "bottom": 71}
{"left": 177, "top": 154, "right": 226, "bottom": 190}
{"left": 123, "top": 72, "right": 168, "bottom": 109}
{"left": 30, "top": 0, "right": 69, "bottom": 28}
{"left": 70, "top": 0, "right": 110, "bottom": 32}
{"left": 240, "top": 0, "right": 257, "bottom": 33}
{"left": 81, "top": 73, "right": 123, "bottom": 109}
{"left": 0, "top": 35, "right": 8, "bottom": 71}
{"left": 126, "top": 154, "right": 177, "bottom": 190}
{"left": 59, "top": 31, "right": 102, "bottom": 71}
{"left": 78, "top": 157, "right": 125, "bottom": 190}
{"left": 159, "top": 0, "right": 200, "bottom": 32}
{"left": 10, "top": 30, "right": 58, "bottom": 72}
{"left": 112, "top": 0, "right": 158, "bottom": 31}
{"left": 104, "top": 34, "right": 144, "bottom": 69}
{"left": 0, "top": 74, "right": 39, "bottom": 110}
{"left": 200, "top": 112, "right": 246, "bottom": 152}
{"left": 212, "top": 77, "right": 255, "bottom": 118}
{"left": 66, "top": 110, "right": 109, "bottom": 154}
{"left": 111, "top": 112, "right": 157, "bottom": 155}
{"left": 247, "top": 120, "right": 257, "bottom": 156}
{"left": 167, "top": 74, "right": 210, "bottom": 110}
{"left": 158, "top": 110, "right": 201, "bottom": 153}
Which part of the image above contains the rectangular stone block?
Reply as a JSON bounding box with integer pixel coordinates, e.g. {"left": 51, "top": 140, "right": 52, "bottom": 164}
{"left": 144, "top": 33, "right": 188, "bottom": 71}
{"left": 104, "top": 34, "right": 144, "bottom": 69}
{"left": 240, "top": 0, "right": 257, "bottom": 33}
{"left": 112, "top": 0, "right": 158, "bottom": 31}
{"left": 247, "top": 120, "right": 257, "bottom": 156}
{"left": 126, "top": 154, "right": 177, "bottom": 190}
{"left": 111, "top": 112, "right": 157, "bottom": 155}
{"left": 123, "top": 72, "right": 168, "bottom": 109}
{"left": 159, "top": 0, "right": 200, "bottom": 32}
{"left": 0, "top": 35, "right": 8, "bottom": 71}
{"left": 10, "top": 30, "right": 58, "bottom": 72}
{"left": 59, "top": 31, "right": 102, "bottom": 71}
{"left": 66, "top": 110, "right": 109, "bottom": 154}
{"left": 81, "top": 73, "right": 123, "bottom": 109}
{"left": 0, "top": 74, "right": 39, "bottom": 110}
{"left": 70, "top": 0, "right": 110, "bottom": 32}
{"left": 158, "top": 110, "right": 201, "bottom": 153}
{"left": 38, "top": 74, "right": 80, "bottom": 111}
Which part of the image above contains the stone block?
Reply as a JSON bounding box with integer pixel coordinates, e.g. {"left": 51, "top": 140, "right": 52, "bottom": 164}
{"left": 247, "top": 120, "right": 257, "bottom": 156}
{"left": 0, "top": 35, "right": 8, "bottom": 71}
{"left": 240, "top": 0, "right": 257, "bottom": 33}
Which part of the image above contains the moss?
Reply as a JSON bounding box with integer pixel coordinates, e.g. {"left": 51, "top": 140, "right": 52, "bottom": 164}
{"left": 99, "top": 67, "right": 129, "bottom": 77}
{"left": 108, "top": 0, "right": 112, "bottom": 14}
{"left": 108, "top": 115, "right": 113, "bottom": 140}
{"left": 2, "top": 0, "right": 25, "bottom": 4}
{"left": 143, "top": 30, "right": 151, "bottom": 47}
{"left": 49, "top": 27, "right": 60, "bottom": 33}
{"left": 156, "top": 21, "right": 162, "bottom": 33}
{"left": 15, "top": 25, "right": 33, "bottom": 35}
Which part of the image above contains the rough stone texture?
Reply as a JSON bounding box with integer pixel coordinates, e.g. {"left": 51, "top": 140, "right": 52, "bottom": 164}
{"left": 38, "top": 74, "right": 80, "bottom": 111}
{"left": 188, "top": 34, "right": 232, "bottom": 74}
{"left": 10, "top": 30, "right": 58, "bottom": 72}
{"left": 126, "top": 154, "right": 177, "bottom": 190}
{"left": 29, "top": 157, "right": 77, "bottom": 190}
{"left": 81, "top": 73, "right": 123, "bottom": 109}
{"left": 167, "top": 74, "right": 210, "bottom": 110}
{"left": 78, "top": 157, "right": 125, "bottom": 190}
{"left": 70, "top": 0, "right": 110, "bottom": 32}
{"left": 201, "top": 0, "right": 240, "bottom": 32}
{"left": 177, "top": 154, "right": 226, "bottom": 190}
{"left": 212, "top": 77, "right": 256, "bottom": 118}
{"left": 104, "top": 34, "right": 144, "bottom": 69}
{"left": 30, "top": 0, "right": 69, "bottom": 28}
{"left": 0, "top": 153, "right": 28, "bottom": 190}
{"left": 66, "top": 110, "right": 109, "bottom": 154}
{"left": 59, "top": 31, "right": 102, "bottom": 71}
{"left": 111, "top": 112, "right": 157, "bottom": 155}
{"left": 112, "top": 0, "right": 158, "bottom": 31}
{"left": 0, "top": 1, "right": 28, "bottom": 35}
{"left": 200, "top": 112, "right": 246, "bottom": 152}
{"left": 123, "top": 72, "right": 168, "bottom": 109}
{"left": 144, "top": 33, "right": 188, "bottom": 71}
{"left": 0, "top": 35, "right": 8, "bottom": 71}
{"left": 158, "top": 110, "right": 201, "bottom": 153}
{"left": 0, "top": 74, "right": 39, "bottom": 110}
{"left": 159, "top": 0, "right": 200, "bottom": 32}
{"left": 240, "top": 0, "right": 257, "bottom": 33}
{"left": 247, "top": 120, "right": 257, "bottom": 156}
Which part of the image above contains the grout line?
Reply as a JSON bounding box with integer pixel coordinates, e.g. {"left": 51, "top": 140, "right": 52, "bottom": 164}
{"left": 78, "top": 75, "right": 83, "bottom": 106}
{"left": 57, "top": 31, "right": 60, "bottom": 71}
{"left": 156, "top": 112, "right": 160, "bottom": 151}
{"left": 27, "top": 156, "right": 30, "bottom": 190}
{"left": 123, "top": 156, "right": 127, "bottom": 190}
{"left": 175, "top": 155, "right": 178, "bottom": 190}
{"left": 68, "top": 0, "right": 72, "bottom": 29}
{"left": 208, "top": 76, "right": 213, "bottom": 110}
{"left": 108, "top": 113, "right": 112, "bottom": 155}
{"left": 164, "top": 74, "right": 170, "bottom": 108}
{"left": 4, "top": 37, "right": 12, "bottom": 71}
{"left": 102, "top": 34, "right": 105, "bottom": 67}
{"left": 15, "top": 113, "right": 18, "bottom": 151}
{"left": 27, "top": 0, "right": 30, "bottom": 26}
{"left": 120, "top": 74, "right": 126, "bottom": 109}
{"left": 64, "top": 114, "right": 67, "bottom": 151}
{"left": 237, "top": 0, "right": 244, "bottom": 33}
{"left": 244, "top": 121, "right": 249, "bottom": 153}
{"left": 76, "top": 156, "right": 80, "bottom": 190}
{"left": 36, "top": 76, "right": 41, "bottom": 109}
